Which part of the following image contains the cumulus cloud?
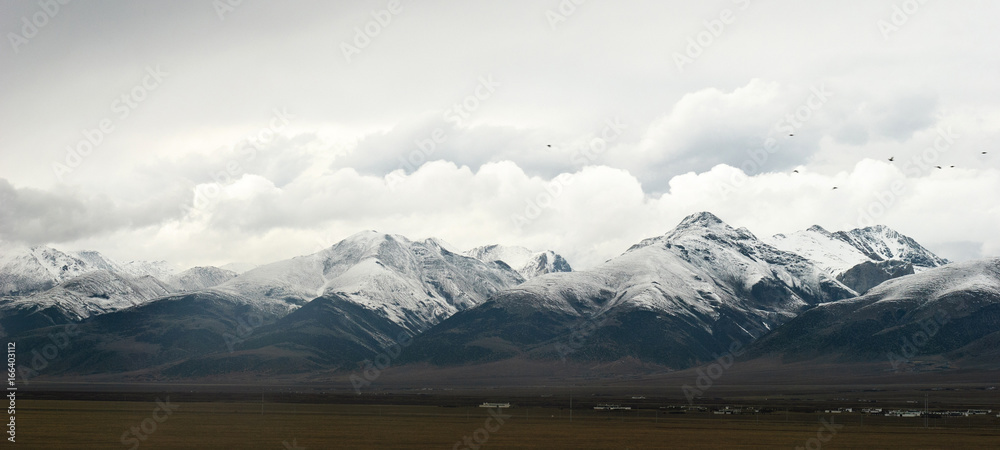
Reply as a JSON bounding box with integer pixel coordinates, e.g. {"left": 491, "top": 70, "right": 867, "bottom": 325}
{"left": 45, "top": 158, "right": 993, "bottom": 270}
{"left": 1, "top": 1, "right": 998, "bottom": 271}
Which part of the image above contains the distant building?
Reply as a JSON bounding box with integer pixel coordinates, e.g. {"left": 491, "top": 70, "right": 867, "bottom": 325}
{"left": 713, "top": 406, "right": 758, "bottom": 415}
{"left": 479, "top": 402, "right": 511, "bottom": 408}
{"left": 594, "top": 404, "right": 631, "bottom": 410}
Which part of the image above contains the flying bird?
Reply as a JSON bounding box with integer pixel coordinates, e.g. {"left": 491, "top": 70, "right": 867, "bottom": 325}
{"left": 793, "top": 170, "right": 799, "bottom": 173}
{"left": 983, "top": 151, "right": 988, "bottom": 154}
{"left": 789, "top": 134, "right": 794, "bottom": 137}
{"left": 950, "top": 165, "right": 955, "bottom": 168}
{"left": 547, "top": 144, "right": 552, "bottom": 148}
{"left": 888, "top": 156, "right": 894, "bottom": 162}
{"left": 935, "top": 166, "right": 942, "bottom": 169}
{"left": 832, "top": 187, "right": 838, "bottom": 190}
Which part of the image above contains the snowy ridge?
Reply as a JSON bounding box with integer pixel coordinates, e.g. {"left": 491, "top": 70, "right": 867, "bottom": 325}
{"left": 0, "top": 270, "right": 172, "bottom": 321}
{"left": 767, "top": 226, "right": 871, "bottom": 275}
{"left": 0, "top": 241, "right": 183, "bottom": 297}
{"left": 493, "top": 212, "right": 856, "bottom": 340}
{"left": 0, "top": 242, "right": 108, "bottom": 296}
{"left": 216, "top": 231, "right": 523, "bottom": 333}
{"left": 861, "top": 258, "right": 1000, "bottom": 305}
{"left": 464, "top": 244, "right": 572, "bottom": 279}
{"left": 769, "top": 224, "right": 948, "bottom": 277}
{"left": 118, "top": 260, "right": 179, "bottom": 280}
{"left": 833, "top": 225, "right": 948, "bottom": 271}
{"left": 166, "top": 266, "right": 238, "bottom": 291}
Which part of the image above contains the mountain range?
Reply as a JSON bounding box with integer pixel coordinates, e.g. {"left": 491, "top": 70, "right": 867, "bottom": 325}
{"left": 4, "top": 212, "right": 995, "bottom": 385}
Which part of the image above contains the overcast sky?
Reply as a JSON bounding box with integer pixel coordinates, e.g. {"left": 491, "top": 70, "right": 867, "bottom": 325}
{"left": 1, "top": 0, "right": 998, "bottom": 270}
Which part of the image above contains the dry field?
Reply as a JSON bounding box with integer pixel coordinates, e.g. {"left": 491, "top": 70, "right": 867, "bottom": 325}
{"left": 11, "top": 399, "right": 1000, "bottom": 449}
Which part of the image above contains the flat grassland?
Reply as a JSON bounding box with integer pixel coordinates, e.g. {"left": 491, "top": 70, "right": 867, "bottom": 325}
{"left": 13, "top": 400, "right": 1000, "bottom": 449}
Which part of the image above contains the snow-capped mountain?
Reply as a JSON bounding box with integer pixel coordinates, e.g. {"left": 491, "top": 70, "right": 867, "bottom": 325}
{"left": 6, "top": 217, "right": 973, "bottom": 382}
{"left": 834, "top": 225, "right": 948, "bottom": 270}
{"left": 166, "top": 266, "right": 238, "bottom": 291}
{"left": 214, "top": 231, "right": 524, "bottom": 333}
{"left": 0, "top": 241, "right": 181, "bottom": 296}
{"left": 0, "top": 270, "right": 172, "bottom": 337}
{"left": 464, "top": 245, "right": 572, "bottom": 279}
{"left": 16, "top": 231, "right": 527, "bottom": 378}
{"left": 73, "top": 250, "right": 127, "bottom": 272}
{"left": 769, "top": 224, "right": 948, "bottom": 294}
{"left": 402, "top": 212, "right": 857, "bottom": 368}
{"left": 0, "top": 242, "right": 103, "bottom": 296}
{"left": 770, "top": 225, "right": 946, "bottom": 274}
{"left": 749, "top": 257, "right": 1000, "bottom": 370}
{"left": 768, "top": 226, "right": 872, "bottom": 275}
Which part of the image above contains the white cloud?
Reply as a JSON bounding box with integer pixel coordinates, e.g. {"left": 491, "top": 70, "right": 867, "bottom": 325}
{"left": 14, "top": 156, "right": 996, "bottom": 270}
{"left": 1, "top": 1, "right": 998, "bottom": 271}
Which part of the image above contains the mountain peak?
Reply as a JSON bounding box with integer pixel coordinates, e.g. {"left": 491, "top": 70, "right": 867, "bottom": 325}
{"left": 806, "top": 225, "right": 832, "bottom": 236}
{"left": 422, "top": 237, "right": 462, "bottom": 255}
{"left": 335, "top": 230, "right": 412, "bottom": 249}
{"left": 344, "top": 229, "right": 387, "bottom": 241}
{"left": 834, "top": 225, "right": 947, "bottom": 268}
{"left": 856, "top": 224, "right": 893, "bottom": 235}
{"left": 464, "top": 244, "right": 571, "bottom": 279}
{"left": 676, "top": 211, "right": 726, "bottom": 229}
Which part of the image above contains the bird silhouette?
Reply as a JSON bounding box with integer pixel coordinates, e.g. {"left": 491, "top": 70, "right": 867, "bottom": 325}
{"left": 792, "top": 170, "right": 799, "bottom": 173}
{"left": 888, "top": 156, "right": 894, "bottom": 162}
{"left": 789, "top": 134, "right": 794, "bottom": 137}
{"left": 832, "top": 187, "right": 838, "bottom": 190}
{"left": 935, "top": 166, "right": 942, "bottom": 169}
{"left": 547, "top": 144, "right": 552, "bottom": 148}
{"left": 950, "top": 165, "right": 955, "bottom": 168}
{"left": 983, "top": 151, "right": 988, "bottom": 154}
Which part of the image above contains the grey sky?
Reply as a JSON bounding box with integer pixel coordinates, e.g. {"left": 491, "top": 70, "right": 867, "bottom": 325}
{"left": 1, "top": 0, "right": 998, "bottom": 270}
